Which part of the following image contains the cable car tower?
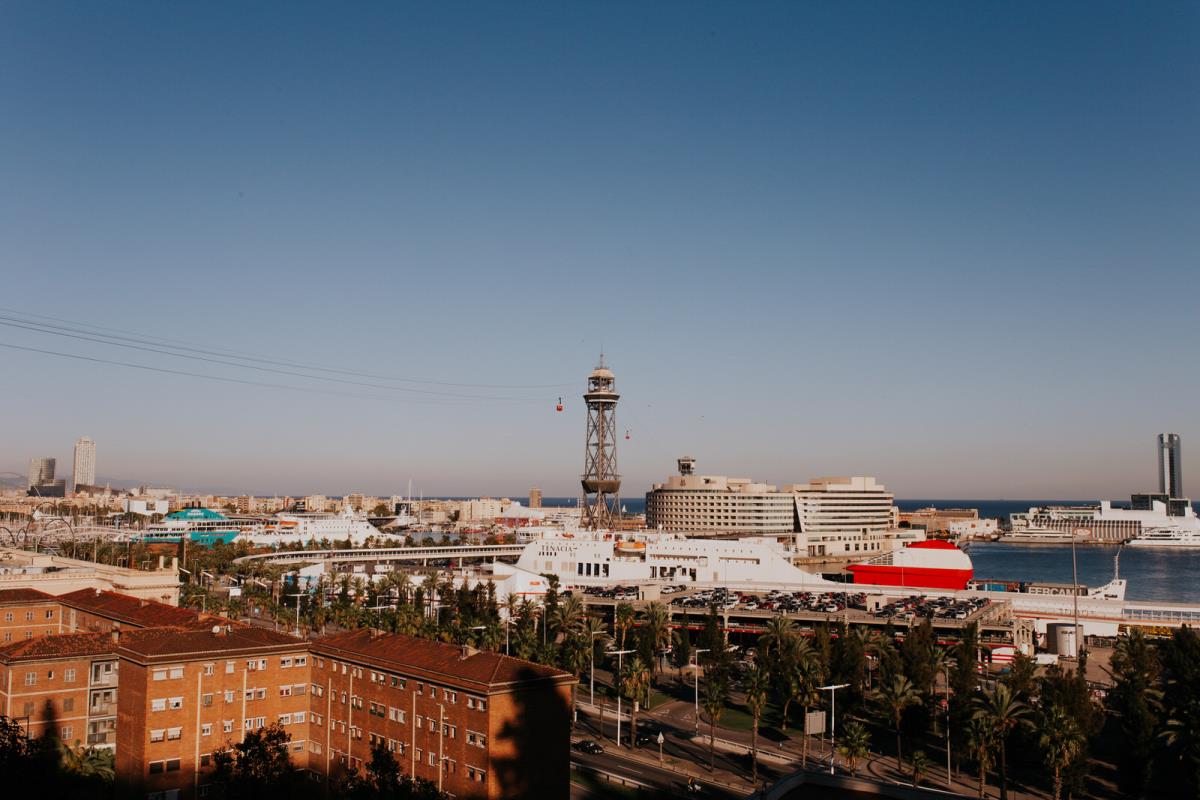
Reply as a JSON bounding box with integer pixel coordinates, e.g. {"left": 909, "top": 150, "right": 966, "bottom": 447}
{"left": 580, "top": 355, "right": 621, "bottom": 530}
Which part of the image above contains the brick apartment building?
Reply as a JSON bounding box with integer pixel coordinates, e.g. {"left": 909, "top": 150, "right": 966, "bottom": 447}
{"left": 310, "top": 629, "right": 574, "bottom": 799}
{"left": 114, "top": 625, "right": 312, "bottom": 800}
{"left": 0, "top": 588, "right": 65, "bottom": 643}
{"left": 0, "top": 589, "right": 575, "bottom": 800}
{"left": 0, "top": 630, "right": 121, "bottom": 743}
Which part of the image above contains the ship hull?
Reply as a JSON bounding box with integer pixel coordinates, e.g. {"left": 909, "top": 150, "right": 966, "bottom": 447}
{"left": 847, "top": 564, "right": 973, "bottom": 591}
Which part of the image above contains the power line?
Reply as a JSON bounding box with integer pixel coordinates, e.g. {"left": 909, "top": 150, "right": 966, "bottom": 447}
{"left": 0, "top": 317, "right": 548, "bottom": 401}
{"left": 0, "top": 307, "right": 574, "bottom": 390}
{"left": 0, "top": 341, "right": 541, "bottom": 406}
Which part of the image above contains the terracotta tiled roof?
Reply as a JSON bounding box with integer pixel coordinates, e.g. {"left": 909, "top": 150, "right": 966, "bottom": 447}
{"left": 312, "top": 629, "right": 573, "bottom": 692}
{"left": 116, "top": 625, "right": 306, "bottom": 663}
{"left": 57, "top": 588, "right": 212, "bottom": 629}
{"left": 0, "top": 588, "right": 56, "bottom": 605}
{"left": 0, "top": 627, "right": 186, "bottom": 663}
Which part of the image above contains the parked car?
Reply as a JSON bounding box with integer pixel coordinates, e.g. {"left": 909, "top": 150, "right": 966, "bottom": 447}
{"left": 573, "top": 739, "right": 604, "bottom": 754}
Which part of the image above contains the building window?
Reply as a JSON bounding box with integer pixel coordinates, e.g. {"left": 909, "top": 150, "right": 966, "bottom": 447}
{"left": 64, "top": 669, "right": 76, "bottom": 683}
{"left": 200, "top": 753, "right": 211, "bottom": 767}
{"left": 294, "top": 711, "right": 306, "bottom": 724}
{"left": 388, "top": 707, "right": 405, "bottom": 723}
{"left": 151, "top": 699, "right": 167, "bottom": 712}
{"left": 225, "top": 661, "right": 235, "bottom": 674}
{"left": 279, "top": 686, "right": 292, "bottom": 697}
{"left": 281, "top": 657, "right": 294, "bottom": 669}
{"left": 223, "top": 720, "right": 233, "bottom": 734}
{"left": 45, "top": 609, "right": 54, "bottom": 619}
{"left": 167, "top": 727, "right": 182, "bottom": 741}
{"left": 61, "top": 726, "right": 72, "bottom": 741}
{"left": 279, "top": 714, "right": 292, "bottom": 726}
{"left": 150, "top": 729, "right": 165, "bottom": 743}
{"left": 202, "top": 693, "right": 213, "bottom": 707}
{"left": 428, "top": 752, "right": 437, "bottom": 767}
{"left": 24, "top": 672, "right": 36, "bottom": 687}
{"left": 293, "top": 683, "right": 307, "bottom": 696}
{"left": 224, "top": 690, "right": 235, "bottom": 703}
{"left": 63, "top": 698, "right": 74, "bottom": 713}
{"left": 152, "top": 669, "right": 168, "bottom": 681}
{"left": 203, "top": 663, "right": 215, "bottom": 676}
{"left": 166, "top": 759, "right": 181, "bottom": 772}
{"left": 201, "top": 724, "right": 212, "bottom": 737}
{"left": 148, "top": 761, "right": 164, "bottom": 774}
{"left": 169, "top": 697, "right": 184, "bottom": 710}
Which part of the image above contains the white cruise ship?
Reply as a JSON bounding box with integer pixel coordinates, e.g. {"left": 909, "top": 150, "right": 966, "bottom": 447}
{"left": 239, "top": 505, "right": 385, "bottom": 547}
{"left": 1010, "top": 494, "right": 1200, "bottom": 546}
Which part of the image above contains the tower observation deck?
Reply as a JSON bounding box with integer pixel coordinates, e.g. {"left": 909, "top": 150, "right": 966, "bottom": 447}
{"left": 580, "top": 356, "right": 621, "bottom": 530}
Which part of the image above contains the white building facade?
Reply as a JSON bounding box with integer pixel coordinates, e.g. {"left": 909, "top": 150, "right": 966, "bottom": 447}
{"left": 787, "top": 476, "right": 910, "bottom": 558}
{"left": 645, "top": 470, "right": 795, "bottom": 536}
{"left": 72, "top": 436, "right": 96, "bottom": 490}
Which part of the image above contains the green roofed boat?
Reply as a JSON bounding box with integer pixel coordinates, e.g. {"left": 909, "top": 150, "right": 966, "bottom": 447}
{"left": 129, "top": 508, "right": 243, "bottom": 546}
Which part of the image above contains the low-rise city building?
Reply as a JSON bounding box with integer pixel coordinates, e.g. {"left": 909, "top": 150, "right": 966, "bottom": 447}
{"left": 115, "top": 626, "right": 313, "bottom": 800}
{"left": 0, "top": 630, "right": 123, "bottom": 746}
{"left": 309, "top": 629, "right": 573, "bottom": 799}
{"left": 0, "top": 548, "right": 181, "bottom": 604}
{"left": 645, "top": 458, "right": 795, "bottom": 536}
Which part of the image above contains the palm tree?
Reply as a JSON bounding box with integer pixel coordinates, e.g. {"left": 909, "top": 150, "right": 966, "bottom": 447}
{"left": 553, "top": 594, "right": 584, "bottom": 640}
{"left": 561, "top": 630, "right": 592, "bottom": 724}
{"left": 777, "top": 637, "right": 814, "bottom": 731}
{"left": 744, "top": 663, "right": 770, "bottom": 782}
{"left": 759, "top": 616, "right": 796, "bottom": 661}
{"left": 702, "top": 675, "right": 729, "bottom": 770}
{"left": 791, "top": 648, "right": 823, "bottom": 766}
{"left": 973, "top": 683, "right": 1032, "bottom": 800}
{"left": 875, "top": 674, "right": 921, "bottom": 768}
{"left": 620, "top": 656, "right": 652, "bottom": 749}
{"left": 837, "top": 720, "right": 871, "bottom": 776}
{"left": 1038, "top": 704, "right": 1084, "bottom": 800}
{"left": 640, "top": 602, "right": 672, "bottom": 677}
{"left": 615, "top": 603, "right": 636, "bottom": 650}
{"left": 966, "top": 715, "right": 995, "bottom": 799}
{"left": 910, "top": 750, "right": 931, "bottom": 787}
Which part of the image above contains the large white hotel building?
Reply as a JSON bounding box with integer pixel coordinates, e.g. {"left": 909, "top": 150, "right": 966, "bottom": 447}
{"left": 645, "top": 460, "right": 911, "bottom": 560}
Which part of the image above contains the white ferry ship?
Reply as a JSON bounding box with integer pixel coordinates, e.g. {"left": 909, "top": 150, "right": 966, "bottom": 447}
{"left": 129, "top": 508, "right": 244, "bottom": 546}
{"left": 514, "top": 530, "right": 974, "bottom": 592}
{"left": 998, "top": 528, "right": 1089, "bottom": 545}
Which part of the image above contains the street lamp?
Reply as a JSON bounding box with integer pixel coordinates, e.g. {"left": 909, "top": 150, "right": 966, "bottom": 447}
{"left": 607, "top": 648, "right": 635, "bottom": 747}
{"left": 286, "top": 592, "right": 305, "bottom": 636}
{"left": 589, "top": 630, "right": 605, "bottom": 706}
{"left": 818, "top": 683, "right": 850, "bottom": 775}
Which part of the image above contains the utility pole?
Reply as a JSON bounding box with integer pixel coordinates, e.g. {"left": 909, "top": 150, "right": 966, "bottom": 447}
{"left": 818, "top": 683, "right": 850, "bottom": 775}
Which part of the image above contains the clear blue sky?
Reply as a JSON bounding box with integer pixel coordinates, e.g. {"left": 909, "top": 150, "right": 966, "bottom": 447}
{"left": 1, "top": 3, "right": 1197, "bottom": 499}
